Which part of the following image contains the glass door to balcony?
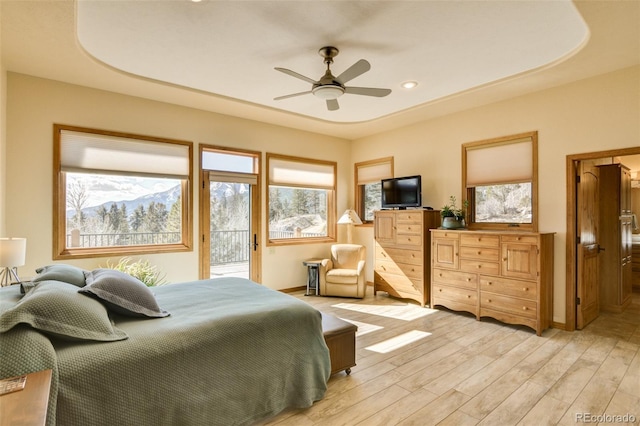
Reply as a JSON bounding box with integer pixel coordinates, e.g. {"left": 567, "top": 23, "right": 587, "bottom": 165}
{"left": 200, "top": 147, "right": 261, "bottom": 282}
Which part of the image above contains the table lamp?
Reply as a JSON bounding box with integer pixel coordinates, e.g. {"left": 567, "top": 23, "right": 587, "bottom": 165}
{"left": 0, "top": 237, "right": 27, "bottom": 286}
{"left": 337, "top": 209, "right": 362, "bottom": 244}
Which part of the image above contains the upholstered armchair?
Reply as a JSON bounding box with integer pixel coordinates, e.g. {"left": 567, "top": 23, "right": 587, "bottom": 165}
{"left": 319, "top": 244, "right": 366, "bottom": 298}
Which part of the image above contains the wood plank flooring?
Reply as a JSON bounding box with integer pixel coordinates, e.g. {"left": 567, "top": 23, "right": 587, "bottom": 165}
{"left": 261, "top": 289, "right": 640, "bottom": 426}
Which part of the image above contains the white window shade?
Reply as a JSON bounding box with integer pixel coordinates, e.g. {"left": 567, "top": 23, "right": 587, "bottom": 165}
{"left": 356, "top": 159, "right": 393, "bottom": 185}
{"left": 209, "top": 171, "right": 257, "bottom": 185}
{"left": 466, "top": 138, "right": 533, "bottom": 187}
{"left": 61, "top": 130, "right": 190, "bottom": 179}
{"left": 202, "top": 151, "right": 255, "bottom": 173}
{"left": 269, "top": 157, "right": 335, "bottom": 189}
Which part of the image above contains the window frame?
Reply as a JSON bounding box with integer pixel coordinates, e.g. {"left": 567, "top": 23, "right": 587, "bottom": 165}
{"left": 266, "top": 153, "right": 337, "bottom": 246}
{"left": 53, "top": 124, "right": 193, "bottom": 259}
{"left": 354, "top": 157, "right": 394, "bottom": 224}
{"left": 462, "top": 131, "right": 538, "bottom": 232}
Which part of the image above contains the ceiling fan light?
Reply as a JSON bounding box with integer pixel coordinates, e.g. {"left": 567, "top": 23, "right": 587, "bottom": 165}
{"left": 312, "top": 85, "right": 345, "bottom": 100}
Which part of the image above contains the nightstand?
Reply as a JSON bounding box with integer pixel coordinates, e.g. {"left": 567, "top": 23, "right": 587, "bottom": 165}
{"left": 0, "top": 369, "right": 52, "bottom": 426}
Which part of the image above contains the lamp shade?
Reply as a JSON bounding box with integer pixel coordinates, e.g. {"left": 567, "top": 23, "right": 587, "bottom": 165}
{"left": 338, "top": 210, "right": 363, "bottom": 225}
{"left": 0, "top": 238, "right": 27, "bottom": 267}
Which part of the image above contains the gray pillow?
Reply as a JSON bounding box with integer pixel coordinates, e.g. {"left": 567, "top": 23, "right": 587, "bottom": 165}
{"left": 0, "top": 280, "right": 128, "bottom": 342}
{"left": 33, "top": 264, "right": 87, "bottom": 287}
{"left": 80, "top": 269, "right": 169, "bottom": 318}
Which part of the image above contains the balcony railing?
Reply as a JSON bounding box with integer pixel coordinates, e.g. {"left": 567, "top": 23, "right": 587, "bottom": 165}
{"left": 68, "top": 229, "right": 325, "bottom": 265}
{"left": 67, "top": 231, "right": 182, "bottom": 248}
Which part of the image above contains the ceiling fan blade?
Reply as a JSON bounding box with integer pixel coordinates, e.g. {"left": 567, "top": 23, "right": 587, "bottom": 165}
{"left": 336, "top": 59, "right": 370, "bottom": 84}
{"left": 274, "top": 67, "right": 317, "bottom": 85}
{"left": 344, "top": 86, "right": 392, "bottom": 97}
{"left": 274, "top": 91, "right": 312, "bottom": 101}
{"left": 326, "top": 99, "right": 339, "bottom": 111}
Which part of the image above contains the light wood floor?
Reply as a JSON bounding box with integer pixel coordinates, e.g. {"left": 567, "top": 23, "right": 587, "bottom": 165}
{"left": 262, "top": 289, "right": 640, "bottom": 426}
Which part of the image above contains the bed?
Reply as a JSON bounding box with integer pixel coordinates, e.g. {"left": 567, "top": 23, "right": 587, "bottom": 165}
{"left": 0, "top": 272, "right": 331, "bottom": 426}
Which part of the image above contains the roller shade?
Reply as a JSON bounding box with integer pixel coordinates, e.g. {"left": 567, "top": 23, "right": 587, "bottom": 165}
{"left": 61, "top": 130, "right": 190, "bottom": 179}
{"left": 268, "top": 156, "right": 335, "bottom": 189}
{"left": 466, "top": 137, "right": 533, "bottom": 187}
{"left": 356, "top": 158, "right": 393, "bottom": 184}
{"left": 202, "top": 151, "right": 255, "bottom": 173}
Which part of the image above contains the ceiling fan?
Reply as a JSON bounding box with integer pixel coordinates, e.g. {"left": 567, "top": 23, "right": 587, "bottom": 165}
{"left": 274, "top": 46, "right": 391, "bottom": 111}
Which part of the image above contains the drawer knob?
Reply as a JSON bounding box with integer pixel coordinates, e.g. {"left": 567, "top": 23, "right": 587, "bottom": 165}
{"left": 477, "top": 265, "right": 481, "bottom": 269}
{"left": 502, "top": 258, "right": 508, "bottom": 261}
{"left": 488, "top": 299, "right": 492, "bottom": 303}
{"left": 439, "top": 273, "right": 443, "bottom": 277}
{"left": 467, "top": 295, "right": 471, "bottom": 298}
{"left": 477, "top": 251, "right": 481, "bottom": 255}
{"left": 522, "top": 306, "right": 528, "bottom": 310}
{"left": 467, "top": 278, "right": 471, "bottom": 282}
{"left": 523, "top": 287, "right": 528, "bottom": 291}
{"left": 439, "top": 288, "right": 442, "bottom": 292}
{"left": 517, "top": 237, "right": 521, "bottom": 241}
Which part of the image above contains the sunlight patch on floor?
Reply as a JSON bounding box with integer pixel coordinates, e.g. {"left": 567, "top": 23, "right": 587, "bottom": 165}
{"left": 332, "top": 302, "right": 438, "bottom": 321}
{"left": 365, "top": 330, "right": 432, "bottom": 354}
{"left": 339, "top": 318, "right": 383, "bottom": 337}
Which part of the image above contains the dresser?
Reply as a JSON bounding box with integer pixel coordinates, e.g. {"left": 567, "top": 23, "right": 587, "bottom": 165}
{"left": 374, "top": 209, "right": 440, "bottom": 306}
{"left": 430, "top": 229, "right": 554, "bottom": 335}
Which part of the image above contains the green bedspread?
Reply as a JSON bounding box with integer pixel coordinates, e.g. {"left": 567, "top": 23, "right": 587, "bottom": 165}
{"left": 1, "top": 277, "right": 331, "bottom": 425}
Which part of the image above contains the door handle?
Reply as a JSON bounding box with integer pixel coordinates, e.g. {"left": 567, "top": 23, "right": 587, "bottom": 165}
{"left": 597, "top": 245, "right": 605, "bottom": 253}
{"left": 253, "top": 234, "right": 259, "bottom": 251}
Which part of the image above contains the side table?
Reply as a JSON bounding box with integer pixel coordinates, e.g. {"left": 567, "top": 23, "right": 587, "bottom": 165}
{"left": 303, "top": 259, "right": 323, "bottom": 296}
{"left": 0, "top": 369, "right": 52, "bottom": 426}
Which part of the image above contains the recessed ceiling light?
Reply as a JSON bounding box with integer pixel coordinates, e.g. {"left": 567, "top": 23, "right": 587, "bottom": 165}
{"left": 401, "top": 81, "right": 418, "bottom": 89}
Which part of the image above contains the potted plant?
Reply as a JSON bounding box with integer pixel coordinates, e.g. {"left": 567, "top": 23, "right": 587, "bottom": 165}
{"left": 440, "top": 195, "right": 468, "bottom": 229}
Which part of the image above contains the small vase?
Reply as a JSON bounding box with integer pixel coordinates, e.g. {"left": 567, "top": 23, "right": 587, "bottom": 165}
{"left": 442, "top": 217, "right": 465, "bottom": 229}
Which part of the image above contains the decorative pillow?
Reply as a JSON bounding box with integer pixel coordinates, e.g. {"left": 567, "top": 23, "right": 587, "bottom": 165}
{"left": 80, "top": 269, "right": 170, "bottom": 318}
{"left": 0, "top": 280, "right": 128, "bottom": 342}
{"left": 33, "top": 264, "right": 87, "bottom": 287}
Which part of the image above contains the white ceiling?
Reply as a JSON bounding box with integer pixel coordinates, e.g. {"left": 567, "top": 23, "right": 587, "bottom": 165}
{"left": 1, "top": 0, "right": 639, "bottom": 139}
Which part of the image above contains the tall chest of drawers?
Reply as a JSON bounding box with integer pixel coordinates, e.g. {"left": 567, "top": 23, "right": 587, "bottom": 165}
{"left": 374, "top": 210, "right": 440, "bottom": 307}
{"left": 430, "top": 229, "right": 554, "bottom": 335}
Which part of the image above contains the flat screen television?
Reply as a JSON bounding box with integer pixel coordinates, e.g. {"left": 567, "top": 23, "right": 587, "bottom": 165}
{"left": 381, "top": 175, "right": 422, "bottom": 209}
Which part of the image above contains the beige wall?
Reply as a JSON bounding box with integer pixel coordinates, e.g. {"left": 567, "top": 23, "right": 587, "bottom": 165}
{"left": 350, "top": 65, "right": 640, "bottom": 325}
{"left": 5, "top": 73, "right": 351, "bottom": 289}
{"left": 0, "top": 5, "right": 6, "bottom": 236}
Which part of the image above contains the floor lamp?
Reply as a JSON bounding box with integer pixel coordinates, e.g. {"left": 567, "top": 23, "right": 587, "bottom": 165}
{"left": 337, "top": 209, "right": 362, "bottom": 244}
{"left": 0, "top": 237, "right": 27, "bottom": 286}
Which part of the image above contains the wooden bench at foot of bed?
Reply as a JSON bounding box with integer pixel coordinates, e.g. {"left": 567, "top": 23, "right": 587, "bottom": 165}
{"left": 321, "top": 313, "right": 357, "bottom": 375}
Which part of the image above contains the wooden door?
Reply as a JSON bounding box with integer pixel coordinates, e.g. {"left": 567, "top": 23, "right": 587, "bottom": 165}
{"left": 432, "top": 236, "right": 459, "bottom": 269}
{"left": 500, "top": 242, "right": 538, "bottom": 280}
{"left": 374, "top": 211, "right": 395, "bottom": 245}
{"left": 576, "top": 160, "right": 601, "bottom": 329}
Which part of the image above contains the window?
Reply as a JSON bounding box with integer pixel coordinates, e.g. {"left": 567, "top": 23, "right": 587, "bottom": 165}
{"left": 355, "top": 157, "right": 394, "bottom": 222}
{"left": 463, "top": 131, "right": 538, "bottom": 231}
{"left": 266, "top": 153, "right": 336, "bottom": 245}
{"left": 53, "top": 124, "right": 193, "bottom": 259}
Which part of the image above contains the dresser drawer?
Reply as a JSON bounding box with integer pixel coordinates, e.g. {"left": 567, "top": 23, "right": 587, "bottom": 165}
{"left": 396, "top": 223, "right": 422, "bottom": 235}
{"left": 396, "top": 234, "right": 422, "bottom": 247}
{"left": 396, "top": 212, "right": 423, "bottom": 223}
{"left": 461, "top": 234, "right": 499, "bottom": 248}
{"left": 431, "top": 230, "right": 459, "bottom": 239}
{"left": 479, "top": 275, "right": 537, "bottom": 300}
{"left": 376, "top": 259, "right": 423, "bottom": 279}
{"left": 460, "top": 259, "right": 500, "bottom": 276}
{"left": 375, "top": 272, "right": 423, "bottom": 296}
{"left": 375, "top": 246, "right": 422, "bottom": 266}
{"left": 501, "top": 234, "right": 539, "bottom": 245}
{"left": 480, "top": 293, "right": 537, "bottom": 319}
{"left": 459, "top": 246, "right": 499, "bottom": 262}
{"left": 432, "top": 268, "right": 477, "bottom": 290}
{"left": 432, "top": 283, "right": 477, "bottom": 305}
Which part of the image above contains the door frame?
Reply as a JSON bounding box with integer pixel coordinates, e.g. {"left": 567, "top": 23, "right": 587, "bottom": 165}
{"left": 199, "top": 145, "right": 262, "bottom": 282}
{"left": 565, "top": 146, "right": 640, "bottom": 330}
